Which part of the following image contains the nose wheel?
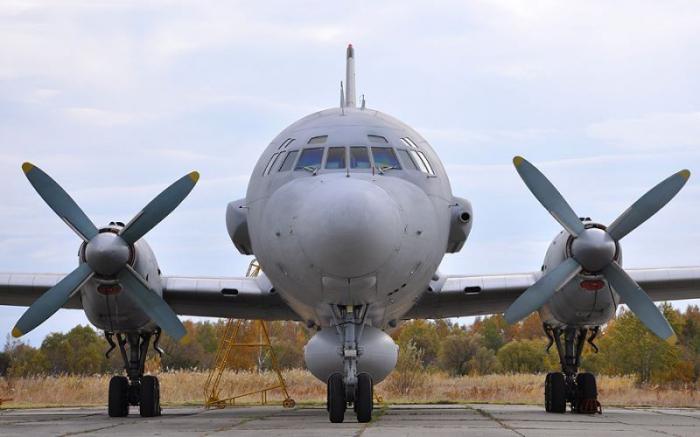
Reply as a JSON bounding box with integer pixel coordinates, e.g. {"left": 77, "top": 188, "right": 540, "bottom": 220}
{"left": 327, "top": 372, "right": 374, "bottom": 423}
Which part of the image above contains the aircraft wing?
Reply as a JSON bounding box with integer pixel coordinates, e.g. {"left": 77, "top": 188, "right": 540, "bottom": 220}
{"left": 161, "top": 275, "right": 300, "bottom": 320}
{"left": 405, "top": 266, "right": 700, "bottom": 319}
{"left": 0, "top": 272, "right": 300, "bottom": 321}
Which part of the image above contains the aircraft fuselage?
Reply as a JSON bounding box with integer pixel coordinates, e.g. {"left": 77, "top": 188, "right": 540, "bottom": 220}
{"left": 243, "top": 107, "right": 463, "bottom": 329}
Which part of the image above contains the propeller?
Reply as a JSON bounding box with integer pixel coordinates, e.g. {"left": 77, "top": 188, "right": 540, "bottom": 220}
{"left": 504, "top": 156, "right": 689, "bottom": 342}
{"left": 12, "top": 163, "right": 199, "bottom": 341}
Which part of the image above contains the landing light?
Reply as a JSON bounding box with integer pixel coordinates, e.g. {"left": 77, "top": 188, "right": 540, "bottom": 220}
{"left": 98, "top": 284, "right": 122, "bottom": 295}
{"left": 580, "top": 279, "right": 605, "bottom": 291}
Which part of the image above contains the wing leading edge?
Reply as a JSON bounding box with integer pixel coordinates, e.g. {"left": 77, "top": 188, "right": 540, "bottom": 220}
{"left": 0, "top": 272, "right": 300, "bottom": 321}
{"left": 406, "top": 267, "right": 700, "bottom": 320}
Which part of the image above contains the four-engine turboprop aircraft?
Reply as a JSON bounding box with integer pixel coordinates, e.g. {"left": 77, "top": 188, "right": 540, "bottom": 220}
{"left": 2, "top": 45, "right": 700, "bottom": 422}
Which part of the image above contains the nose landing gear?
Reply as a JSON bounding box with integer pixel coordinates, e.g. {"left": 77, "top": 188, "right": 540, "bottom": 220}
{"left": 326, "top": 305, "right": 374, "bottom": 423}
{"left": 106, "top": 330, "right": 162, "bottom": 417}
{"left": 543, "top": 325, "right": 602, "bottom": 414}
{"left": 327, "top": 372, "right": 374, "bottom": 423}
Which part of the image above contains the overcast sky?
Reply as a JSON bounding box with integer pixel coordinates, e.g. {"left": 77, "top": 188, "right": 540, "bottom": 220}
{"left": 1, "top": 1, "right": 699, "bottom": 346}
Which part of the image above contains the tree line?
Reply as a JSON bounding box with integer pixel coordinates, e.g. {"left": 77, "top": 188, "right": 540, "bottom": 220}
{"left": 2, "top": 304, "right": 699, "bottom": 385}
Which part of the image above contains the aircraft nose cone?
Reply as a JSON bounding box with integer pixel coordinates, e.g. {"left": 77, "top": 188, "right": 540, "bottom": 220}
{"left": 296, "top": 179, "right": 402, "bottom": 278}
{"left": 85, "top": 232, "right": 131, "bottom": 276}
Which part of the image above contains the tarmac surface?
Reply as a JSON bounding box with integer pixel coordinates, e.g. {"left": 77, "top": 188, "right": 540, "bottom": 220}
{"left": 1, "top": 404, "right": 699, "bottom": 436}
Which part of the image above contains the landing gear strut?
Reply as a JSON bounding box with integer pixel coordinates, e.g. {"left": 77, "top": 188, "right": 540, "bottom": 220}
{"left": 543, "top": 324, "right": 601, "bottom": 414}
{"left": 326, "top": 305, "right": 373, "bottom": 423}
{"left": 106, "top": 329, "right": 162, "bottom": 417}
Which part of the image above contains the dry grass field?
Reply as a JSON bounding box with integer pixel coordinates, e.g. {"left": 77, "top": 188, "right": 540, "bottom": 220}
{"left": 2, "top": 369, "right": 699, "bottom": 409}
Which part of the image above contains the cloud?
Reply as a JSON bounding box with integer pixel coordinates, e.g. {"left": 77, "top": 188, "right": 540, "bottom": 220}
{"left": 587, "top": 112, "right": 700, "bottom": 150}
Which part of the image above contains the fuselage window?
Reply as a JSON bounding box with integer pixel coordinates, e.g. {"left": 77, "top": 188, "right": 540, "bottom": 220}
{"left": 397, "top": 149, "right": 418, "bottom": 170}
{"left": 416, "top": 151, "right": 436, "bottom": 176}
{"left": 368, "top": 135, "right": 388, "bottom": 143}
{"left": 308, "top": 135, "right": 328, "bottom": 144}
{"left": 350, "top": 146, "right": 371, "bottom": 169}
{"left": 295, "top": 147, "right": 324, "bottom": 170}
{"left": 371, "top": 147, "right": 401, "bottom": 170}
{"left": 278, "top": 150, "right": 298, "bottom": 171}
{"left": 325, "top": 147, "right": 346, "bottom": 169}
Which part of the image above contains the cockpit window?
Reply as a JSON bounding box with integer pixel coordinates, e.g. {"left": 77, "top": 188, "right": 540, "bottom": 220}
{"left": 325, "top": 147, "right": 346, "bottom": 169}
{"left": 308, "top": 135, "right": 328, "bottom": 144}
{"left": 397, "top": 149, "right": 417, "bottom": 170}
{"left": 262, "top": 152, "right": 280, "bottom": 175}
{"left": 400, "top": 137, "right": 419, "bottom": 149}
{"left": 409, "top": 150, "right": 429, "bottom": 173}
{"left": 415, "top": 151, "right": 436, "bottom": 175}
{"left": 350, "top": 146, "right": 371, "bottom": 169}
{"left": 278, "top": 138, "right": 295, "bottom": 150}
{"left": 278, "top": 150, "right": 298, "bottom": 171}
{"left": 371, "top": 147, "right": 401, "bottom": 170}
{"left": 368, "top": 135, "right": 388, "bottom": 143}
{"left": 295, "top": 147, "right": 324, "bottom": 170}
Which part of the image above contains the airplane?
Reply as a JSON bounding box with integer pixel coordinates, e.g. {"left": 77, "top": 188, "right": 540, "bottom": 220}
{"left": 2, "top": 44, "right": 699, "bottom": 422}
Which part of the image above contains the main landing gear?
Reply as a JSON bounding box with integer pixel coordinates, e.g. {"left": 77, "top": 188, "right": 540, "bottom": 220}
{"left": 543, "top": 324, "right": 602, "bottom": 414}
{"left": 326, "top": 305, "right": 374, "bottom": 423}
{"left": 105, "top": 329, "right": 164, "bottom": 417}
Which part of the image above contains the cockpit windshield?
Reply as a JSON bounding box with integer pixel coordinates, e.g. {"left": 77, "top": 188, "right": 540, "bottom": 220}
{"left": 350, "top": 147, "right": 371, "bottom": 169}
{"left": 295, "top": 148, "right": 324, "bottom": 170}
{"left": 325, "top": 147, "right": 346, "bottom": 169}
{"left": 371, "top": 147, "right": 401, "bottom": 170}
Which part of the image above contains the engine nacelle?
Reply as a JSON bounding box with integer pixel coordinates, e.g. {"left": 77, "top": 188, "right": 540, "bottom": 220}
{"left": 80, "top": 226, "right": 161, "bottom": 333}
{"left": 304, "top": 325, "right": 398, "bottom": 383}
{"left": 226, "top": 199, "right": 253, "bottom": 255}
{"left": 539, "top": 225, "right": 619, "bottom": 327}
{"left": 446, "top": 196, "right": 473, "bottom": 253}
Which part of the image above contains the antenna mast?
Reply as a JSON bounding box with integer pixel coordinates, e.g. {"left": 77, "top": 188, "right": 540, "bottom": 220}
{"left": 345, "top": 44, "right": 356, "bottom": 107}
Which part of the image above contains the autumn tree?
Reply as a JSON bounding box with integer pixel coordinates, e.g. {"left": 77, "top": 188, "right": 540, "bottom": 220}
{"left": 592, "top": 305, "right": 691, "bottom": 384}
{"left": 395, "top": 320, "right": 441, "bottom": 368}
{"left": 437, "top": 332, "right": 498, "bottom": 375}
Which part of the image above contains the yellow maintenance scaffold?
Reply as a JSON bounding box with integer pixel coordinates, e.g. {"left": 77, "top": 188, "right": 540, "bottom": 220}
{"left": 203, "top": 260, "right": 295, "bottom": 409}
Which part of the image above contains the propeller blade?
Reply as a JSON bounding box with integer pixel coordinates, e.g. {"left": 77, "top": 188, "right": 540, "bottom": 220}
{"left": 607, "top": 169, "right": 691, "bottom": 241}
{"left": 513, "top": 156, "right": 585, "bottom": 237}
{"left": 13, "top": 263, "right": 94, "bottom": 337}
{"left": 119, "top": 172, "right": 199, "bottom": 245}
{"left": 22, "top": 162, "right": 98, "bottom": 242}
{"left": 117, "top": 265, "right": 186, "bottom": 340}
{"left": 504, "top": 258, "right": 582, "bottom": 324}
{"left": 602, "top": 262, "right": 676, "bottom": 342}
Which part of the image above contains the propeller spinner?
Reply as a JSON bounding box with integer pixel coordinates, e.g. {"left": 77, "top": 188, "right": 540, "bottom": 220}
{"left": 504, "top": 156, "right": 690, "bottom": 343}
{"left": 12, "top": 163, "right": 199, "bottom": 341}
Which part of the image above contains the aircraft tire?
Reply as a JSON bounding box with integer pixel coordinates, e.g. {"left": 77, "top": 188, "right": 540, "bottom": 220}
{"left": 545, "top": 372, "right": 566, "bottom": 413}
{"left": 327, "top": 373, "right": 346, "bottom": 423}
{"left": 140, "top": 375, "right": 161, "bottom": 417}
{"left": 355, "top": 373, "right": 373, "bottom": 423}
{"left": 108, "top": 376, "right": 129, "bottom": 417}
{"left": 575, "top": 372, "right": 598, "bottom": 413}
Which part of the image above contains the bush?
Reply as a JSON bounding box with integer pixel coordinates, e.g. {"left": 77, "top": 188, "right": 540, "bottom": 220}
{"left": 497, "top": 339, "right": 552, "bottom": 373}
{"left": 385, "top": 340, "right": 426, "bottom": 395}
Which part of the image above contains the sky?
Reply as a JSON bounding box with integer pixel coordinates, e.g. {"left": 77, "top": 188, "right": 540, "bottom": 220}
{"left": 0, "top": 1, "right": 699, "bottom": 346}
